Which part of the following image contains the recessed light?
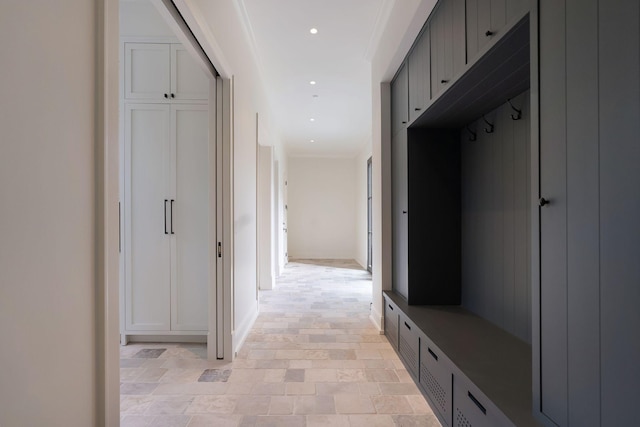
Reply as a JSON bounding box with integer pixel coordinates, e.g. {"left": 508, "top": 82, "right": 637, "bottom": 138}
{"left": 310, "top": 81, "right": 316, "bottom": 85}
{"left": 312, "top": 94, "right": 319, "bottom": 98}
{"left": 310, "top": 139, "right": 315, "bottom": 143}
{"left": 310, "top": 118, "right": 315, "bottom": 122}
{"left": 310, "top": 28, "right": 318, "bottom": 34}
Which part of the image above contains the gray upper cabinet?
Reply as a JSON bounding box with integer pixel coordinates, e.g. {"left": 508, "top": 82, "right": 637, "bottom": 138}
{"left": 408, "top": 28, "right": 430, "bottom": 123}
{"left": 466, "top": 0, "right": 526, "bottom": 65}
{"left": 391, "top": 63, "right": 409, "bottom": 136}
{"left": 430, "top": 0, "right": 466, "bottom": 98}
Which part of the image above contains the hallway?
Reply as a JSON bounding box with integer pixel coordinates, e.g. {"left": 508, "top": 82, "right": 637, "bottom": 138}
{"left": 120, "top": 260, "right": 440, "bottom": 426}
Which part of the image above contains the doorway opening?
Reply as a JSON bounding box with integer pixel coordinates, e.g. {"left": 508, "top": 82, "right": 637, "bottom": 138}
{"left": 367, "top": 156, "right": 373, "bottom": 273}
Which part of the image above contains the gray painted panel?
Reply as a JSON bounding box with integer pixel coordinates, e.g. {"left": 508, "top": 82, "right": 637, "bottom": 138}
{"left": 408, "top": 28, "right": 431, "bottom": 123}
{"left": 512, "top": 92, "right": 531, "bottom": 343}
{"left": 477, "top": 0, "right": 492, "bottom": 54}
{"left": 502, "top": 102, "right": 516, "bottom": 338}
{"left": 466, "top": 0, "right": 479, "bottom": 62}
{"left": 491, "top": 0, "right": 507, "bottom": 36}
{"left": 461, "top": 94, "right": 531, "bottom": 343}
{"left": 453, "top": 0, "right": 466, "bottom": 76}
{"left": 539, "top": 0, "right": 568, "bottom": 424}
{"left": 565, "top": 0, "right": 601, "bottom": 425}
{"left": 392, "top": 131, "right": 408, "bottom": 299}
{"left": 392, "top": 64, "right": 409, "bottom": 136}
{"left": 598, "top": 0, "right": 640, "bottom": 424}
{"left": 506, "top": 0, "right": 528, "bottom": 23}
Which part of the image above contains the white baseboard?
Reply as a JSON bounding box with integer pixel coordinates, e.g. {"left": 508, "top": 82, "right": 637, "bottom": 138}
{"left": 369, "top": 304, "right": 383, "bottom": 333}
{"left": 232, "top": 307, "right": 259, "bottom": 358}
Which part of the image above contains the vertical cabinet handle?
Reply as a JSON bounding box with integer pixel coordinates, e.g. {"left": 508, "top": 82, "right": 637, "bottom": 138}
{"left": 164, "top": 200, "right": 168, "bottom": 234}
{"left": 170, "top": 199, "right": 175, "bottom": 234}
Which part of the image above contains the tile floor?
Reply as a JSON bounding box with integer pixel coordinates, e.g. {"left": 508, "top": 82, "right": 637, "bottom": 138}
{"left": 120, "top": 259, "right": 441, "bottom": 427}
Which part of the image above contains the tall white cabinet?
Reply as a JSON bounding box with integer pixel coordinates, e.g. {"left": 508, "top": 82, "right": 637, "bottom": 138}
{"left": 121, "top": 41, "right": 210, "bottom": 341}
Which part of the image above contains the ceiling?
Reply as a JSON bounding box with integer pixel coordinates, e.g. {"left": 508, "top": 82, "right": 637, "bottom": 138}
{"left": 239, "top": 0, "right": 391, "bottom": 157}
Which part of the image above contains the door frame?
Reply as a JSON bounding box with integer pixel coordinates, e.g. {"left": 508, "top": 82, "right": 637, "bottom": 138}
{"left": 99, "top": 0, "right": 234, "bottom": 424}
{"left": 367, "top": 156, "right": 373, "bottom": 273}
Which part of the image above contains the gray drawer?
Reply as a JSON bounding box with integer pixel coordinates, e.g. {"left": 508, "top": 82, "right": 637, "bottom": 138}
{"left": 398, "top": 314, "right": 419, "bottom": 378}
{"left": 384, "top": 298, "right": 399, "bottom": 350}
{"left": 420, "top": 338, "right": 453, "bottom": 426}
{"left": 453, "top": 374, "right": 513, "bottom": 427}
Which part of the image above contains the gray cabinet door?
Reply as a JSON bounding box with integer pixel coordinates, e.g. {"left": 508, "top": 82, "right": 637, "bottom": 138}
{"left": 392, "top": 131, "right": 408, "bottom": 299}
{"left": 408, "top": 28, "right": 430, "bottom": 123}
{"left": 391, "top": 63, "right": 409, "bottom": 136}
{"left": 539, "top": 0, "right": 568, "bottom": 424}
{"left": 430, "top": 0, "right": 465, "bottom": 98}
{"left": 466, "top": 0, "right": 513, "bottom": 65}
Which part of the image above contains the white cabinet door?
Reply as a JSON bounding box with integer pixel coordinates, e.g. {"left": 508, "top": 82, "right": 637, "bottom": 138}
{"left": 170, "top": 104, "right": 209, "bottom": 331}
{"left": 171, "top": 45, "right": 209, "bottom": 101}
{"left": 125, "top": 43, "right": 171, "bottom": 100}
{"left": 124, "top": 104, "right": 172, "bottom": 331}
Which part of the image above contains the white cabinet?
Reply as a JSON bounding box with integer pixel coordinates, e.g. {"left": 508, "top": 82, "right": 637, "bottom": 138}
{"left": 125, "top": 42, "right": 208, "bottom": 101}
{"left": 123, "top": 103, "right": 209, "bottom": 334}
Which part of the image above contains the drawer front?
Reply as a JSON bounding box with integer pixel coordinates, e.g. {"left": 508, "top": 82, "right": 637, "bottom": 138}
{"left": 453, "top": 375, "right": 512, "bottom": 427}
{"left": 420, "top": 339, "right": 452, "bottom": 426}
{"left": 398, "top": 315, "right": 420, "bottom": 377}
{"left": 384, "top": 299, "right": 399, "bottom": 350}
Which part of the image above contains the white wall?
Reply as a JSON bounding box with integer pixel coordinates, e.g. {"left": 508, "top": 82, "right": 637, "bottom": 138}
{"left": 355, "top": 142, "right": 372, "bottom": 269}
{"left": 369, "top": 0, "right": 438, "bottom": 329}
{"left": 120, "top": 0, "right": 175, "bottom": 37}
{"left": 288, "top": 157, "right": 357, "bottom": 260}
{"left": 257, "top": 145, "right": 274, "bottom": 290}
{"left": 0, "top": 1, "right": 98, "bottom": 425}
{"left": 186, "top": 0, "right": 284, "bottom": 354}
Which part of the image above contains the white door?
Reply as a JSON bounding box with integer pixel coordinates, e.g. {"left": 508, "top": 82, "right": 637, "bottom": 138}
{"left": 283, "top": 177, "right": 288, "bottom": 263}
{"left": 124, "top": 103, "right": 171, "bottom": 331}
{"left": 171, "top": 44, "right": 209, "bottom": 101}
{"left": 171, "top": 104, "right": 209, "bottom": 331}
{"left": 125, "top": 43, "right": 171, "bottom": 100}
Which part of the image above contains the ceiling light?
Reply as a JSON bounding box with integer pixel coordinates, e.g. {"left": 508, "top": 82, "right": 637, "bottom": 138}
{"left": 310, "top": 139, "right": 315, "bottom": 143}
{"left": 312, "top": 94, "right": 319, "bottom": 98}
{"left": 310, "top": 81, "right": 316, "bottom": 85}
{"left": 310, "top": 28, "right": 318, "bottom": 34}
{"left": 310, "top": 118, "right": 315, "bottom": 122}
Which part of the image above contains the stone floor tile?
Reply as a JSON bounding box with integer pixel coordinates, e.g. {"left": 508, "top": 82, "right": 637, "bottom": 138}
{"left": 370, "top": 395, "right": 414, "bottom": 414}
{"left": 187, "top": 414, "right": 241, "bottom": 427}
{"left": 233, "top": 396, "right": 271, "bottom": 415}
{"left": 334, "top": 395, "right": 375, "bottom": 414}
{"left": 315, "top": 382, "right": 360, "bottom": 395}
{"left": 378, "top": 382, "right": 421, "bottom": 395}
{"left": 121, "top": 415, "right": 154, "bottom": 427}
{"left": 293, "top": 395, "right": 336, "bottom": 415}
{"left": 348, "top": 414, "right": 396, "bottom": 427}
{"left": 121, "top": 383, "right": 159, "bottom": 395}
{"left": 285, "top": 382, "right": 316, "bottom": 396}
{"left": 149, "top": 414, "right": 191, "bottom": 427}
{"left": 268, "top": 396, "right": 295, "bottom": 415}
{"left": 405, "top": 395, "right": 434, "bottom": 415}
{"left": 306, "top": 414, "right": 350, "bottom": 427}
{"left": 391, "top": 414, "right": 441, "bottom": 427}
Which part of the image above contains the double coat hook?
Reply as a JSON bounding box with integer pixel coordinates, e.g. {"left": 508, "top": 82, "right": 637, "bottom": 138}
{"left": 482, "top": 116, "right": 494, "bottom": 134}
{"left": 507, "top": 98, "right": 522, "bottom": 120}
{"left": 466, "top": 126, "right": 477, "bottom": 141}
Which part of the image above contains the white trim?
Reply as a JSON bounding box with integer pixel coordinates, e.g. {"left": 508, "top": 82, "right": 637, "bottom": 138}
{"left": 99, "top": 0, "right": 121, "bottom": 425}
{"left": 364, "top": 0, "right": 397, "bottom": 61}
{"left": 233, "top": 307, "right": 259, "bottom": 357}
{"left": 120, "top": 35, "right": 180, "bottom": 44}
{"left": 369, "top": 305, "right": 383, "bottom": 333}
{"left": 171, "top": 0, "right": 233, "bottom": 78}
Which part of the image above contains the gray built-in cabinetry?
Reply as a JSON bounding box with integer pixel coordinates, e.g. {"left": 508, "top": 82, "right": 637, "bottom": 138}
{"left": 387, "top": 0, "right": 640, "bottom": 426}
{"left": 537, "top": 1, "right": 640, "bottom": 426}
